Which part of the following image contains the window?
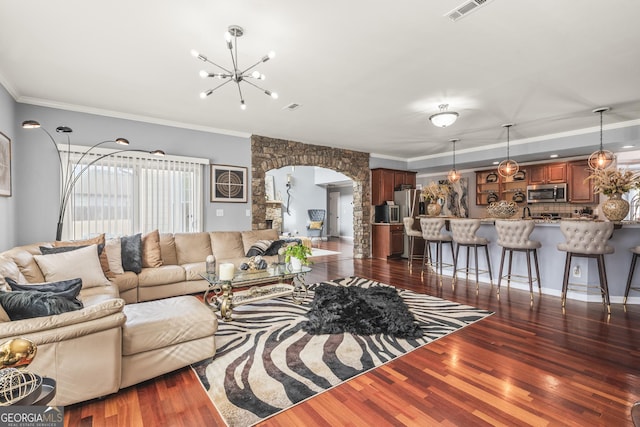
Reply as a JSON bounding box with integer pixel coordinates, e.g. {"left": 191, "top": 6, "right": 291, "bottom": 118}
{"left": 61, "top": 145, "right": 206, "bottom": 239}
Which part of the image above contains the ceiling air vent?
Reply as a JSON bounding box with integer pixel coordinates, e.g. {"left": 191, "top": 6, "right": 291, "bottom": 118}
{"left": 445, "top": 0, "right": 493, "bottom": 22}
{"left": 283, "top": 103, "right": 302, "bottom": 111}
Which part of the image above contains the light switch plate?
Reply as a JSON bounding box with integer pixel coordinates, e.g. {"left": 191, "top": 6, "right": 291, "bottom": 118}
{"left": 216, "top": 209, "right": 224, "bottom": 217}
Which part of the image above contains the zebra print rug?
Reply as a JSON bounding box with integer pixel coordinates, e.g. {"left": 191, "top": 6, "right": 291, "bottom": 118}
{"left": 192, "top": 276, "right": 493, "bottom": 427}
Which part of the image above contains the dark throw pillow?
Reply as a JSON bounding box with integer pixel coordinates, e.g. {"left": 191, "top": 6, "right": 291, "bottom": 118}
{"left": 40, "top": 244, "right": 105, "bottom": 255}
{"left": 0, "top": 290, "right": 83, "bottom": 321}
{"left": 302, "top": 284, "right": 423, "bottom": 338}
{"left": 246, "top": 240, "right": 273, "bottom": 257}
{"left": 121, "top": 233, "right": 143, "bottom": 274}
{"left": 5, "top": 277, "right": 82, "bottom": 300}
{"left": 264, "top": 240, "right": 286, "bottom": 256}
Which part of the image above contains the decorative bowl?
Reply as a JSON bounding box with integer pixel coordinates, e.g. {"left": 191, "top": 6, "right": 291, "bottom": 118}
{"left": 486, "top": 201, "right": 518, "bottom": 219}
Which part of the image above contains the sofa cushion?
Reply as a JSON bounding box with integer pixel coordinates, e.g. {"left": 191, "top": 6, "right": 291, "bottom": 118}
{"left": 174, "top": 232, "right": 212, "bottom": 264}
{"left": 208, "top": 231, "right": 245, "bottom": 260}
{"left": 4, "top": 245, "right": 47, "bottom": 283}
{"left": 182, "top": 262, "right": 206, "bottom": 281}
{"left": 105, "top": 238, "right": 125, "bottom": 275}
{"left": 122, "top": 296, "right": 216, "bottom": 355}
{"left": 0, "top": 255, "right": 27, "bottom": 288}
{"left": 0, "top": 304, "right": 9, "bottom": 322}
{"left": 33, "top": 244, "right": 110, "bottom": 289}
{"left": 53, "top": 234, "right": 113, "bottom": 279}
{"left": 138, "top": 265, "right": 186, "bottom": 287}
{"left": 6, "top": 277, "right": 82, "bottom": 300}
{"left": 241, "top": 229, "right": 279, "bottom": 254}
{"left": 159, "top": 233, "right": 178, "bottom": 265}
{"left": 109, "top": 271, "right": 138, "bottom": 294}
{"left": 121, "top": 234, "right": 142, "bottom": 274}
{"left": 0, "top": 290, "right": 83, "bottom": 321}
{"left": 141, "top": 230, "right": 163, "bottom": 268}
{"left": 79, "top": 284, "right": 120, "bottom": 307}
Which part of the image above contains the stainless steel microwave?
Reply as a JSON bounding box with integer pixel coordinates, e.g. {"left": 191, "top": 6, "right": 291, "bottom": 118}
{"left": 526, "top": 183, "right": 567, "bottom": 203}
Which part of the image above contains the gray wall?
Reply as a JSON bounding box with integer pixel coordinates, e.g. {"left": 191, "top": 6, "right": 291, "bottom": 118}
{"left": 12, "top": 103, "right": 251, "bottom": 247}
{"left": 0, "top": 85, "right": 16, "bottom": 250}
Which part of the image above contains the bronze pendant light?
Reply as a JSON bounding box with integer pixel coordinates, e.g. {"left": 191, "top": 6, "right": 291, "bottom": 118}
{"left": 498, "top": 123, "right": 518, "bottom": 178}
{"left": 447, "top": 138, "right": 461, "bottom": 183}
{"left": 588, "top": 107, "right": 615, "bottom": 170}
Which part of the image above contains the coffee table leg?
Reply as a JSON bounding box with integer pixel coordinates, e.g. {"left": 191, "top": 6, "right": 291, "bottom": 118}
{"left": 291, "top": 275, "right": 308, "bottom": 304}
{"left": 203, "top": 284, "right": 222, "bottom": 310}
{"left": 220, "top": 282, "right": 234, "bottom": 321}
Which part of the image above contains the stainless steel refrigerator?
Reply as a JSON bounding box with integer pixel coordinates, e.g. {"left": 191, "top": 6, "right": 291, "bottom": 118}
{"left": 394, "top": 189, "right": 421, "bottom": 258}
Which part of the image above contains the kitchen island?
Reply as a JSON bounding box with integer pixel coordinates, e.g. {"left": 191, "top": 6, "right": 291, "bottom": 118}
{"left": 416, "top": 217, "right": 640, "bottom": 304}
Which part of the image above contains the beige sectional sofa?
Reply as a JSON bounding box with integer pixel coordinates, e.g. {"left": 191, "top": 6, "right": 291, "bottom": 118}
{"left": 0, "top": 228, "right": 281, "bottom": 406}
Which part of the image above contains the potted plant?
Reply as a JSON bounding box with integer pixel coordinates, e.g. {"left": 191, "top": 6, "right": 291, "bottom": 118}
{"left": 284, "top": 244, "right": 312, "bottom": 271}
{"left": 421, "top": 181, "right": 451, "bottom": 216}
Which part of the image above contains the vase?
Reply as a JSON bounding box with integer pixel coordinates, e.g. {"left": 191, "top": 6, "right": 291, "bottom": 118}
{"left": 427, "top": 202, "right": 441, "bottom": 217}
{"left": 602, "top": 193, "right": 629, "bottom": 222}
{"left": 289, "top": 257, "right": 303, "bottom": 271}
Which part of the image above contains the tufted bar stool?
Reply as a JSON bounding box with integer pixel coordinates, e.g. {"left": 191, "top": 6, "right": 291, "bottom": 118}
{"left": 557, "top": 220, "right": 614, "bottom": 313}
{"left": 623, "top": 246, "right": 640, "bottom": 304}
{"left": 494, "top": 219, "right": 541, "bottom": 301}
{"left": 403, "top": 217, "right": 424, "bottom": 269}
{"left": 449, "top": 219, "right": 493, "bottom": 288}
{"left": 419, "top": 217, "right": 454, "bottom": 279}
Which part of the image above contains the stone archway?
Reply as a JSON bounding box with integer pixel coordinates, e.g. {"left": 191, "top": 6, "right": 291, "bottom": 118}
{"left": 251, "top": 135, "right": 371, "bottom": 258}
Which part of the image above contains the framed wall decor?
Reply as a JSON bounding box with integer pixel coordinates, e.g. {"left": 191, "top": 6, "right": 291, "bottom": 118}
{"left": 211, "top": 164, "right": 247, "bottom": 203}
{"left": 0, "top": 132, "right": 11, "bottom": 197}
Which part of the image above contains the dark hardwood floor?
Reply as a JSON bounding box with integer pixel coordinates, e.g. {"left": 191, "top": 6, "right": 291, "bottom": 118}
{"left": 65, "top": 237, "right": 640, "bottom": 426}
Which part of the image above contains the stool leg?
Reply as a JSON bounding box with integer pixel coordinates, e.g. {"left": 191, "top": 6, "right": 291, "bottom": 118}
{"left": 466, "top": 246, "right": 470, "bottom": 279}
{"left": 421, "top": 240, "right": 429, "bottom": 276}
{"left": 624, "top": 253, "right": 638, "bottom": 305}
{"left": 449, "top": 241, "right": 456, "bottom": 274}
{"left": 562, "top": 253, "right": 572, "bottom": 308}
{"left": 484, "top": 244, "right": 493, "bottom": 285}
{"left": 453, "top": 244, "right": 461, "bottom": 285}
{"left": 533, "top": 249, "right": 541, "bottom": 293}
{"left": 526, "top": 249, "right": 533, "bottom": 302}
{"left": 408, "top": 236, "right": 414, "bottom": 268}
{"left": 597, "top": 254, "right": 611, "bottom": 314}
{"left": 497, "top": 247, "right": 506, "bottom": 296}
{"left": 507, "top": 249, "right": 513, "bottom": 288}
{"left": 474, "top": 245, "right": 480, "bottom": 287}
{"left": 438, "top": 240, "right": 443, "bottom": 276}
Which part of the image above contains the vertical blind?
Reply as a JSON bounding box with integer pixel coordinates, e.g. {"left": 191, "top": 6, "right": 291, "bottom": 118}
{"left": 60, "top": 146, "right": 205, "bottom": 240}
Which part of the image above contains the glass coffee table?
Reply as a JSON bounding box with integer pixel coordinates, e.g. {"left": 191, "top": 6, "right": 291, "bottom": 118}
{"left": 200, "top": 264, "right": 310, "bottom": 321}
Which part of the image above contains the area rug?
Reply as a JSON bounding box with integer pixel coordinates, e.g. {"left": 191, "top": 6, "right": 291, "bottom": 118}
{"left": 309, "top": 248, "right": 341, "bottom": 257}
{"left": 192, "top": 276, "right": 493, "bottom": 427}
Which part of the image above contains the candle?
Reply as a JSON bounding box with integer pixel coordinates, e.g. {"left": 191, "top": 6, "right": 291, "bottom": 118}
{"left": 218, "top": 263, "right": 236, "bottom": 281}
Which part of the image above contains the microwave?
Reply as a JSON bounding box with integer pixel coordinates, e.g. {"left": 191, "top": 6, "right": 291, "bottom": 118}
{"left": 526, "top": 183, "right": 567, "bottom": 203}
{"left": 374, "top": 204, "right": 401, "bottom": 223}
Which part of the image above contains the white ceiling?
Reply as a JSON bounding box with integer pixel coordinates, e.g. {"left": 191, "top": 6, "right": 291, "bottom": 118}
{"left": 1, "top": 0, "right": 640, "bottom": 170}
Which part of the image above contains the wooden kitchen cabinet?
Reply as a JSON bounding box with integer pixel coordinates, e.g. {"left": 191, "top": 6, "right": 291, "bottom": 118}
{"left": 568, "top": 160, "right": 597, "bottom": 204}
{"left": 372, "top": 223, "right": 404, "bottom": 259}
{"left": 528, "top": 163, "right": 567, "bottom": 184}
{"left": 371, "top": 168, "right": 416, "bottom": 205}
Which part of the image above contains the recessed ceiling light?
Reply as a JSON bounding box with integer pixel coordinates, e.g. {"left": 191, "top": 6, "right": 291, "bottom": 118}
{"left": 622, "top": 145, "right": 635, "bottom": 149}
{"left": 550, "top": 154, "right": 558, "bottom": 158}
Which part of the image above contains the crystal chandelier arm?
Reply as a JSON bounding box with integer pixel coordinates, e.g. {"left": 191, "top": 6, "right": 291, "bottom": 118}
{"left": 201, "top": 79, "right": 233, "bottom": 97}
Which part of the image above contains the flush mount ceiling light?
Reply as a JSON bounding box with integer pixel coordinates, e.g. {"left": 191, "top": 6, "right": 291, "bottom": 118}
{"left": 497, "top": 123, "right": 519, "bottom": 178}
{"left": 191, "top": 25, "right": 278, "bottom": 110}
{"left": 447, "top": 138, "right": 461, "bottom": 183}
{"left": 588, "top": 107, "right": 615, "bottom": 170}
{"left": 429, "top": 104, "right": 459, "bottom": 128}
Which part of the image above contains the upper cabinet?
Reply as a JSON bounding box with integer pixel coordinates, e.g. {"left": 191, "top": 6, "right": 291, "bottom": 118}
{"left": 568, "top": 160, "right": 597, "bottom": 204}
{"left": 528, "top": 163, "right": 567, "bottom": 185}
{"left": 371, "top": 168, "right": 416, "bottom": 205}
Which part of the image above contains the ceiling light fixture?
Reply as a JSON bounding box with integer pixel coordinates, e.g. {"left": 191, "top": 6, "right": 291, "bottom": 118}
{"left": 498, "top": 123, "right": 519, "bottom": 178}
{"left": 191, "top": 25, "right": 278, "bottom": 110}
{"left": 588, "top": 107, "right": 615, "bottom": 170}
{"left": 429, "top": 104, "right": 459, "bottom": 128}
{"left": 447, "top": 138, "right": 461, "bottom": 183}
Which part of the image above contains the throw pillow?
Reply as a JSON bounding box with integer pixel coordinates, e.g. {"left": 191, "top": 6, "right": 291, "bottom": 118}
{"left": 264, "top": 240, "right": 286, "bottom": 256}
{"left": 121, "top": 234, "right": 142, "bottom": 274}
{"left": 246, "top": 240, "right": 273, "bottom": 257}
{"left": 309, "top": 221, "right": 323, "bottom": 230}
{"left": 0, "top": 290, "right": 83, "bottom": 321}
{"left": 33, "top": 244, "right": 110, "bottom": 289}
{"left": 302, "top": 284, "right": 423, "bottom": 338}
{"left": 53, "top": 234, "right": 113, "bottom": 278}
{"left": 40, "top": 244, "right": 105, "bottom": 256}
{"left": 104, "top": 238, "right": 125, "bottom": 275}
{"left": 141, "top": 230, "right": 163, "bottom": 268}
{"left": 5, "top": 277, "right": 82, "bottom": 300}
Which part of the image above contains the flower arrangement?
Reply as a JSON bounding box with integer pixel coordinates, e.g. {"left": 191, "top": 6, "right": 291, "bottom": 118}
{"left": 422, "top": 181, "right": 450, "bottom": 202}
{"left": 585, "top": 168, "right": 640, "bottom": 196}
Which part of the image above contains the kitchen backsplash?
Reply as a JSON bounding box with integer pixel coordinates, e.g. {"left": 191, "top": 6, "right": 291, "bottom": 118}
{"left": 525, "top": 201, "right": 599, "bottom": 218}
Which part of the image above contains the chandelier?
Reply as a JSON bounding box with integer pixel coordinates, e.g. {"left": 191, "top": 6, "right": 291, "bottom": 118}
{"left": 498, "top": 123, "right": 519, "bottom": 178}
{"left": 588, "top": 107, "right": 615, "bottom": 170}
{"left": 429, "top": 104, "right": 459, "bottom": 128}
{"left": 191, "top": 25, "right": 278, "bottom": 110}
{"left": 447, "top": 138, "right": 461, "bottom": 183}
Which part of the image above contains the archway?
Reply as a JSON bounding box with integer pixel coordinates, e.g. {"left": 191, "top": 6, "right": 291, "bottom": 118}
{"left": 251, "top": 135, "right": 370, "bottom": 258}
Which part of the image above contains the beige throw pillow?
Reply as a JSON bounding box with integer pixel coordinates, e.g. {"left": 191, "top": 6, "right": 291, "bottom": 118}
{"left": 53, "top": 233, "right": 114, "bottom": 278}
{"left": 105, "top": 238, "right": 125, "bottom": 275}
{"left": 141, "top": 230, "right": 163, "bottom": 268}
{"left": 33, "top": 244, "right": 110, "bottom": 289}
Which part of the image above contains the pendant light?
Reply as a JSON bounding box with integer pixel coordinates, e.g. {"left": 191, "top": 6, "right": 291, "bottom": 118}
{"left": 447, "top": 138, "right": 461, "bottom": 183}
{"left": 588, "top": 107, "right": 615, "bottom": 170}
{"left": 497, "top": 123, "right": 518, "bottom": 178}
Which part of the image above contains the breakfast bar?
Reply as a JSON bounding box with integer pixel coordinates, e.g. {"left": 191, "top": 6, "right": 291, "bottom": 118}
{"left": 417, "top": 218, "right": 640, "bottom": 303}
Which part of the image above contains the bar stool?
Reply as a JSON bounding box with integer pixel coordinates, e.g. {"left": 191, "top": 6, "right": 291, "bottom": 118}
{"left": 494, "top": 219, "right": 541, "bottom": 301}
{"left": 419, "top": 217, "right": 454, "bottom": 279}
{"left": 557, "top": 220, "right": 614, "bottom": 313}
{"left": 623, "top": 246, "right": 640, "bottom": 304}
{"left": 403, "top": 217, "right": 423, "bottom": 269}
{"left": 449, "top": 219, "right": 493, "bottom": 288}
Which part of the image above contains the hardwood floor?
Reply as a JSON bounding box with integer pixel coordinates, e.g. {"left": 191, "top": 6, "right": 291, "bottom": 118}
{"left": 65, "top": 237, "right": 640, "bottom": 426}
